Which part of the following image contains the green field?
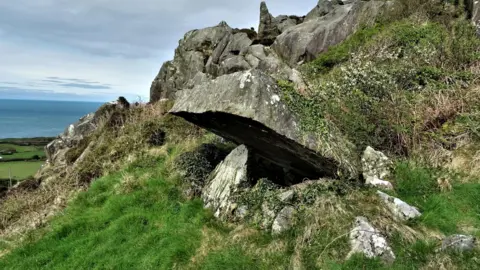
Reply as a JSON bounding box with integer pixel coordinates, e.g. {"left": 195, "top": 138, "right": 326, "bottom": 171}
{"left": 0, "top": 143, "right": 46, "bottom": 161}
{"left": 0, "top": 161, "right": 44, "bottom": 180}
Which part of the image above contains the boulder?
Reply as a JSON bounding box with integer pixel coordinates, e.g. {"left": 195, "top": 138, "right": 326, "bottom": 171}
{"left": 441, "top": 235, "right": 476, "bottom": 252}
{"left": 377, "top": 191, "right": 421, "bottom": 221}
{"left": 362, "top": 146, "right": 394, "bottom": 189}
{"left": 170, "top": 69, "right": 358, "bottom": 183}
{"left": 272, "top": 206, "right": 296, "bottom": 234}
{"left": 347, "top": 217, "right": 396, "bottom": 263}
{"left": 272, "top": 0, "right": 385, "bottom": 66}
{"left": 202, "top": 145, "right": 250, "bottom": 219}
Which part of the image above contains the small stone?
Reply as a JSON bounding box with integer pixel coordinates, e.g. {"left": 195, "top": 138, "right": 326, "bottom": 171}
{"left": 278, "top": 190, "right": 295, "bottom": 203}
{"left": 272, "top": 206, "right": 296, "bottom": 234}
{"left": 441, "top": 235, "right": 476, "bottom": 252}
{"left": 368, "top": 176, "right": 394, "bottom": 190}
{"left": 377, "top": 191, "right": 421, "bottom": 221}
{"left": 347, "top": 217, "right": 396, "bottom": 263}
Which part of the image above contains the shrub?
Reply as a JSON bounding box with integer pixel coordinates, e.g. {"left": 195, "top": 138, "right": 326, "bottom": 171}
{"left": 175, "top": 144, "right": 230, "bottom": 194}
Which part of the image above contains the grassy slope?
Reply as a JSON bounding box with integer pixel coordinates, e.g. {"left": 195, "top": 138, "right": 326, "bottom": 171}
{"left": 0, "top": 161, "right": 44, "bottom": 180}
{"left": 0, "top": 149, "right": 479, "bottom": 269}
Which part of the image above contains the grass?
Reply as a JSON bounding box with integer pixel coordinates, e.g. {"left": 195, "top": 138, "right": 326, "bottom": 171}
{"left": 394, "top": 162, "right": 480, "bottom": 236}
{"left": 0, "top": 161, "right": 44, "bottom": 180}
{"left": 0, "top": 153, "right": 269, "bottom": 270}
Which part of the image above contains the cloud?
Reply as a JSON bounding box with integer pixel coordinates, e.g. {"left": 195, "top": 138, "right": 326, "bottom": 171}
{"left": 0, "top": 0, "right": 318, "bottom": 101}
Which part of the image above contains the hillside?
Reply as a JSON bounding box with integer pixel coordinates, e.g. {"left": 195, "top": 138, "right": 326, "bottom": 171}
{"left": 0, "top": 0, "right": 479, "bottom": 269}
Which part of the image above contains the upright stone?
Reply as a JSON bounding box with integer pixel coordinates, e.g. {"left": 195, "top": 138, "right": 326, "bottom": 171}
{"left": 257, "top": 2, "right": 281, "bottom": 46}
{"left": 202, "top": 145, "right": 250, "bottom": 219}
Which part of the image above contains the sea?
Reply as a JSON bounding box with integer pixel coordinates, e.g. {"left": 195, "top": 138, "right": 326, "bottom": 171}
{"left": 0, "top": 99, "right": 104, "bottom": 139}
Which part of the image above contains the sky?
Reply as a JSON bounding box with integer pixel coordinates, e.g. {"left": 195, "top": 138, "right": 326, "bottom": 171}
{"left": 0, "top": 0, "right": 318, "bottom": 102}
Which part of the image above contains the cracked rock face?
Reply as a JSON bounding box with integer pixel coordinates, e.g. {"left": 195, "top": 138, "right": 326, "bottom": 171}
{"left": 170, "top": 69, "right": 358, "bottom": 182}
{"left": 377, "top": 191, "right": 421, "bottom": 221}
{"left": 202, "top": 145, "right": 250, "bottom": 219}
{"left": 348, "top": 217, "right": 396, "bottom": 263}
{"left": 362, "top": 146, "right": 394, "bottom": 189}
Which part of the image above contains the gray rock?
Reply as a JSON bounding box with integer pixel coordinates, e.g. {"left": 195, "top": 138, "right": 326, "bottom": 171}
{"left": 202, "top": 145, "right": 250, "bottom": 219}
{"left": 347, "top": 217, "right": 396, "bottom": 263}
{"left": 170, "top": 69, "right": 358, "bottom": 182}
{"left": 272, "top": 206, "right": 296, "bottom": 234}
{"left": 377, "top": 191, "right": 421, "bottom": 221}
{"left": 362, "top": 146, "right": 394, "bottom": 189}
{"left": 219, "top": 33, "right": 253, "bottom": 62}
{"left": 219, "top": 56, "right": 252, "bottom": 75}
{"left": 272, "top": 0, "right": 385, "bottom": 66}
{"left": 441, "top": 235, "right": 476, "bottom": 252}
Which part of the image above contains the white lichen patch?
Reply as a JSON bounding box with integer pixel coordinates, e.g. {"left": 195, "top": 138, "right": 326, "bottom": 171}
{"left": 270, "top": 94, "right": 280, "bottom": 105}
{"left": 239, "top": 71, "right": 253, "bottom": 89}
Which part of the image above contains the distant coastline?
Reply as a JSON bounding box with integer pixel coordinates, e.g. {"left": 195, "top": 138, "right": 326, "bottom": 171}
{"left": 0, "top": 99, "right": 103, "bottom": 139}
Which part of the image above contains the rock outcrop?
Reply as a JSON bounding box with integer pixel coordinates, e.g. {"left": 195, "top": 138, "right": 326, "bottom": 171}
{"left": 45, "top": 101, "right": 120, "bottom": 166}
{"left": 45, "top": 113, "right": 97, "bottom": 166}
{"left": 362, "top": 147, "right": 394, "bottom": 189}
{"left": 272, "top": 0, "right": 386, "bottom": 66}
{"left": 348, "top": 217, "right": 396, "bottom": 263}
{"left": 202, "top": 145, "right": 250, "bottom": 219}
{"left": 377, "top": 191, "right": 421, "bottom": 221}
{"left": 150, "top": 1, "right": 387, "bottom": 102}
{"left": 170, "top": 69, "right": 358, "bottom": 182}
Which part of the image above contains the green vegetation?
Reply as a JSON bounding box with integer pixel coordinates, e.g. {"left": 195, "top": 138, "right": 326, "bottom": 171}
{"left": 289, "top": 5, "right": 480, "bottom": 158}
{"left": 1, "top": 153, "right": 479, "bottom": 269}
{"left": 0, "top": 161, "right": 44, "bottom": 180}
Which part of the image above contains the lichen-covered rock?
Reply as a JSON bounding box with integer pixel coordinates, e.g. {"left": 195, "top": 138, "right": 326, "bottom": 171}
{"left": 202, "top": 145, "right": 250, "bottom": 219}
{"left": 347, "top": 217, "right": 396, "bottom": 263}
{"left": 272, "top": 0, "right": 386, "bottom": 66}
{"left": 377, "top": 191, "right": 421, "bottom": 221}
{"left": 362, "top": 146, "right": 394, "bottom": 189}
{"left": 441, "top": 235, "right": 476, "bottom": 252}
{"left": 170, "top": 69, "right": 358, "bottom": 182}
{"left": 272, "top": 206, "right": 296, "bottom": 234}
